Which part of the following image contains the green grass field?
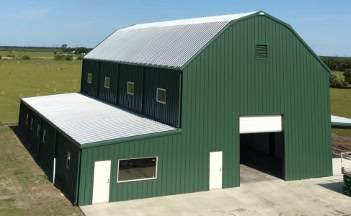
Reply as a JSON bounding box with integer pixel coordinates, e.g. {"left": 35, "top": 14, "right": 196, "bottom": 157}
{"left": 330, "top": 88, "right": 351, "bottom": 137}
{"left": 0, "top": 50, "right": 55, "bottom": 58}
{"left": 0, "top": 59, "right": 81, "bottom": 124}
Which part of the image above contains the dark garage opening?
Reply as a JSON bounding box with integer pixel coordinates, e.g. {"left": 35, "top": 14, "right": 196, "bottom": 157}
{"left": 240, "top": 132, "right": 285, "bottom": 182}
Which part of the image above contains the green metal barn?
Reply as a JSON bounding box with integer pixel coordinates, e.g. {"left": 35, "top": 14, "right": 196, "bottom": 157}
{"left": 18, "top": 11, "right": 332, "bottom": 206}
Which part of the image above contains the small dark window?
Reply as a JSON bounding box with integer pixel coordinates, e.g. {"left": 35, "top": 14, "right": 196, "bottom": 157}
{"left": 256, "top": 45, "right": 268, "bottom": 60}
{"left": 127, "top": 81, "right": 135, "bottom": 95}
{"left": 104, "top": 77, "right": 111, "bottom": 89}
{"left": 36, "top": 123, "right": 41, "bottom": 137}
{"left": 117, "top": 157, "right": 157, "bottom": 182}
{"left": 156, "top": 88, "right": 167, "bottom": 104}
{"left": 42, "top": 129, "right": 46, "bottom": 143}
{"left": 30, "top": 118, "right": 33, "bottom": 131}
{"left": 87, "top": 73, "right": 93, "bottom": 84}
{"left": 66, "top": 152, "right": 71, "bottom": 169}
{"left": 26, "top": 114, "right": 29, "bottom": 125}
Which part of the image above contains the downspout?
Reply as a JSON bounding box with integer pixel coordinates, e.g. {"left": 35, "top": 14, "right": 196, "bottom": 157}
{"left": 74, "top": 150, "right": 82, "bottom": 205}
{"left": 52, "top": 129, "right": 58, "bottom": 185}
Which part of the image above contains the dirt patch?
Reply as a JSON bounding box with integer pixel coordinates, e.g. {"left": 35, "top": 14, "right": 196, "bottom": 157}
{"left": 332, "top": 134, "right": 351, "bottom": 154}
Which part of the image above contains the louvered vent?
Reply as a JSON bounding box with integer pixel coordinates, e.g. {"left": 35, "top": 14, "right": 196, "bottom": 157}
{"left": 256, "top": 45, "right": 268, "bottom": 60}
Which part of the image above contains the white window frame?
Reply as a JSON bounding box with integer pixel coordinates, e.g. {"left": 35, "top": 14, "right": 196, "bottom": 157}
{"left": 127, "top": 81, "right": 135, "bottom": 96}
{"left": 66, "top": 152, "right": 71, "bottom": 169}
{"left": 104, "top": 77, "right": 111, "bottom": 89}
{"left": 156, "top": 88, "right": 167, "bottom": 104}
{"left": 36, "top": 123, "right": 41, "bottom": 137}
{"left": 42, "top": 129, "right": 46, "bottom": 144}
{"left": 87, "top": 73, "right": 93, "bottom": 84}
{"left": 117, "top": 156, "right": 158, "bottom": 183}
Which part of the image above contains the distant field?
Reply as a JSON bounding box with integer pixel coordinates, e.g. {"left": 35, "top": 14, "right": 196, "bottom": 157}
{"left": 0, "top": 59, "right": 81, "bottom": 124}
{"left": 330, "top": 88, "right": 351, "bottom": 118}
{"left": 0, "top": 50, "right": 54, "bottom": 59}
{"left": 330, "top": 88, "right": 351, "bottom": 137}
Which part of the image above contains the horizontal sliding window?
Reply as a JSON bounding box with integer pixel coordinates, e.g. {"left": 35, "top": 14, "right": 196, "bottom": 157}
{"left": 127, "top": 81, "right": 135, "bottom": 95}
{"left": 117, "top": 157, "right": 158, "bottom": 183}
{"left": 156, "top": 88, "right": 167, "bottom": 104}
{"left": 104, "top": 77, "right": 111, "bottom": 89}
{"left": 87, "top": 73, "right": 93, "bottom": 84}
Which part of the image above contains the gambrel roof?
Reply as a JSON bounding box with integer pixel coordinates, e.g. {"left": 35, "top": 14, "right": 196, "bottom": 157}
{"left": 85, "top": 12, "right": 256, "bottom": 69}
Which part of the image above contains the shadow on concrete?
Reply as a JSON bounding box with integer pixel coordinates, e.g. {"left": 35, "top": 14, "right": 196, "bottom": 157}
{"left": 318, "top": 179, "right": 344, "bottom": 195}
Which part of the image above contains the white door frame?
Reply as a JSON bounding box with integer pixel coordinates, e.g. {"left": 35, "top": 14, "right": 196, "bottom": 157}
{"left": 209, "top": 151, "right": 223, "bottom": 190}
{"left": 92, "top": 160, "right": 111, "bottom": 204}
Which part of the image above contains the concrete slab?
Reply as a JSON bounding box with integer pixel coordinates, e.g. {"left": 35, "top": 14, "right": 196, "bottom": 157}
{"left": 81, "top": 160, "right": 351, "bottom": 216}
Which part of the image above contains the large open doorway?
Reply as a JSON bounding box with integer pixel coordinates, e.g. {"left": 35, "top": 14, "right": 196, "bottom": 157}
{"left": 239, "top": 115, "right": 285, "bottom": 184}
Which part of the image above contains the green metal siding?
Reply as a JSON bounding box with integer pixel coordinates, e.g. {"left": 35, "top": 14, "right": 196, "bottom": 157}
{"left": 183, "top": 15, "right": 331, "bottom": 181}
{"left": 81, "top": 60, "right": 100, "bottom": 97}
{"left": 18, "top": 102, "right": 30, "bottom": 140}
{"left": 143, "top": 68, "right": 181, "bottom": 127}
{"left": 77, "top": 15, "right": 331, "bottom": 205}
{"left": 38, "top": 121, "right": 56, "bottom": 173}
{"left": 27, "top": 110, "right": 41, "bottom": 155}
{"left": 118, "top": 64, "right": 144, "bottom": 113}
{"left": 55, "top": 133, "right": 80, "bottom": 202}
{"left": 98, "top": 61, "right": 119, "bottom": 104}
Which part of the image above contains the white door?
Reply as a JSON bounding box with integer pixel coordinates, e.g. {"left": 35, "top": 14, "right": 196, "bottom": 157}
{"left": 92, "top": 160, "right": 111, "bottom": 204}
{"left": 240, "top": 115, "right": 283, "bottom": 134}
{"left": 209, "top": 151, "right": 222, "bottom": 190}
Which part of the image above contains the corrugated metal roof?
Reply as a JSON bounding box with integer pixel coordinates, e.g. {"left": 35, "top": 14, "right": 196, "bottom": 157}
{"left": 85, "top": 12, "right": 256, "bottom": 69}
{"left": 22, "top": 93, "right": 175, "bottom": 145}
{"left": 331, "top": 115, "right": 351, "bottom": 128}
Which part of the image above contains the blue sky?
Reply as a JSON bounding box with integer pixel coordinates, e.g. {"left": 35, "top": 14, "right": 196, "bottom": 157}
{"left": 1, "top": 0, "right": 350, "bottom": 56}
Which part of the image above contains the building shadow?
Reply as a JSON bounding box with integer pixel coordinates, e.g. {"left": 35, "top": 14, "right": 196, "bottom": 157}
{"left": 9, "top": 125, "right": 76, "bottom": 205}
{"left": 317, "top": 179, "right": 345, "bottom": 195}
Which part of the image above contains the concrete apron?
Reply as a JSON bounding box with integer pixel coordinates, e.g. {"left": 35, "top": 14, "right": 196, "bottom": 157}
{"left": 81, "top": 158, "right": 351, "bottom": 216}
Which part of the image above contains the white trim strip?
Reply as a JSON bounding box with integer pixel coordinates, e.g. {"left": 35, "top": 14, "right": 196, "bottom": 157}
{"left": 240, "top": 115, "right": 283, "bottom": 134}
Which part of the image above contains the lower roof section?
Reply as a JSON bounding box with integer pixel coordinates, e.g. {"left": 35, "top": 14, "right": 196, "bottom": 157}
{"left": 22, "top": 93, "right": 176, "bottom": 145}
{"left": 331, "top": 115, "right": 351, "bottom": 128}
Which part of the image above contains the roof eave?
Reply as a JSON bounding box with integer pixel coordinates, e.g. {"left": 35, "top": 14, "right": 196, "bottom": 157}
{"left": 83, "top": 57, "right": 182, "bottom": 70}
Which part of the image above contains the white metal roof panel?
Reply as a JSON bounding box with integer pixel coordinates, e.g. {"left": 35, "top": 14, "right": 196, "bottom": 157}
{"left": 22, "top": 93, "right": 175, "bottom": 145}
{"left": 331, "top": 115, "right": 351, "bottom": 127}
{"left": 85, "top": 12, "right": 255, "bottom": 68}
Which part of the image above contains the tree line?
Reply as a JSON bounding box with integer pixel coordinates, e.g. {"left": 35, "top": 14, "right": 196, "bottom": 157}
{"left": 321, "top": 56, "right": 351, "bottom": 88}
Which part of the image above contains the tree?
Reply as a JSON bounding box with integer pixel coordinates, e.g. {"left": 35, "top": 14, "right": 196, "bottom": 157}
{"left": 329, "top": 74, "right": 346, "bottom": 88}
{"left": 344, "top": 69, "right": 351, "bottom": 84}
{"left": 61, "top": 44, "right": 68, "bottom": 52}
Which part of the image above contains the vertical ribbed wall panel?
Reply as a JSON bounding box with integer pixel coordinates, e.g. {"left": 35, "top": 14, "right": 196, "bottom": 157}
{"left": 77, "top": 15, "right": 331, "bottom": 205}
{"left": 38, "top": 120, "right": 56, "bottom": 173}
{"left": 18, "top": 102, "right": 29, "bottom": 140}
{"left": 118, "top": 64, "right": 143, "bottom": 113}
{"left": 27, "top": 110, "right": 40, "bottom": 155}
{"left": 143, "top": 67, "right": 180, "bottom": 127}
{"left": 81, "top": 60, "right": 100, "bottom": 97}
{"left": 55, "top": 133, "right": 80, "bottom": 202}
{"left": 98, "top": 61, "right": 119, "bottom": 104}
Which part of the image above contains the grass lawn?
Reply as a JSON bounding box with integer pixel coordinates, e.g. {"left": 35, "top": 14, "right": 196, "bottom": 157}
{"left": 330, "top": 88, "right": 351, "bottom": 137}
{"left": 0, "top": 125, "right": 83, "bottom": 216}
{"left": 0, "top": 59, "right": 81, "bottom": 124}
